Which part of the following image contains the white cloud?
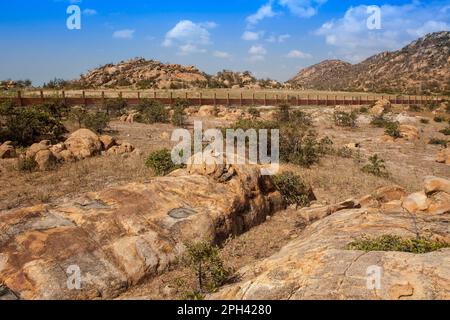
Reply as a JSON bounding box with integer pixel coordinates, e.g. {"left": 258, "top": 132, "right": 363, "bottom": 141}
{"left": 213, "top": 51, "right": 232, "bottom": 59}
{"left": 113, "top": 29, "right": 135, "bottom": 39}
{"left": 279, "top": 0, "right": 326, "bottom": 18}
{"left": 242, "top": 31, "right": 264, "bottom": 41}
{"left": 286, "top": 49, "right": 312, "bottom": 58}
{"left": 162, "top": 20, "right": 216, "bottom": 55}
{"left": 246, "top": 0, "right": 326, "bottom": 26}
{"left": 247, "top": 2, "right": 277, "bottom": 26}
{"left": 315, "top": 2, "right": 450, "bottom": 63}
{"left": 82, "top": 8, "right": 97, "bottom": 16}
{"left": 248, "top": 45, "right": 267, "bottom": 62}
{"left": 266, "top": 33, "right": 291, "bottom": 43}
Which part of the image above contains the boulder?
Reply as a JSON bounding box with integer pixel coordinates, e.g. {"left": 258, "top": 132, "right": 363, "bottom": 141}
{"left": 106, "top": 142, "right": 135, "bottom": 156}
{"left": 373, "top": 186, "right": 407, "bottom": 203}
{"left": 399, "top": 125, "right": 420, "bottom": 140}
{"left": 369, "top": 99, "right": 391, "bottom": 117}
{"left": 34, "top": 150, "right": 57, "bottom": 171}
{"left": 424, "top": 176, "right": 450, "bottom": 195}
{"left": 436, "top": 147, "right": 450, "bottom": 165}
{"left": 65, "top": 129, "right": 103, "bottom": 160}
{"left": 99, "top": 135, "right": 116, "bottom": 151}
{"left": 209, "top": 204, "right": 449, "bottom": 300}
{"left": 0, "top": 141, "right": 16, "bottom": 159}
{"left": 59, "top": 150, "right": 76, "bottom": 163}
{"left": 197, "top": 105, "right": 217, "bottom": 117}
{"left": 0, "top": 161, "right": 282, "bottom": 299}
{"left": 26, "top": 140, "right": 51, "bottom": 159}
{"left": 401, "top": 177, "right": 450, "bottom": 215}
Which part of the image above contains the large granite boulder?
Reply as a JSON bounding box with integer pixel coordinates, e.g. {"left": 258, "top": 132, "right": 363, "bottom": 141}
{"left": 0, "top": 163, "right": 282, "bottom": 300}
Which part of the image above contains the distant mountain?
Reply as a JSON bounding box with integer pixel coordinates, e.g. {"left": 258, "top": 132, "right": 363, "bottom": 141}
{"left": 69, "top": 58, "right": 281, "bottom": 90}
{"left": 287, "top": 31, "right": 450, "bottom": 94}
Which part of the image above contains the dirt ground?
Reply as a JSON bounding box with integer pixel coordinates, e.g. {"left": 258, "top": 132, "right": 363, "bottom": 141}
{"left": 0, "top": 103, "right": 448, "bottom": 299}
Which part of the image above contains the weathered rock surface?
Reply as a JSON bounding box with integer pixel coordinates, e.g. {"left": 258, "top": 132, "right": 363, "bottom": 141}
{"left": 0, "top": 141, "right": 16, "bottom": 159}
{"left": 436, "top": 147, "right": 450, "bottom": 165}
{"left": 369, "top": 99, "right": 391, "bottom": 117}
{"left": 0, "top": 164, "right": 282, "bottom": 300}
{"left": 65, "top": 129, "right": 103, "bottom": 160}
{"left": 209, "top": 178, "right": 450, "bottom": 300}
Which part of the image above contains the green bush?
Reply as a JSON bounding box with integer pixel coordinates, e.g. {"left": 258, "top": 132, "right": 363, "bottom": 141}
{"left": 0, "top": 102, "right": 66, "bottom": 146}
{"left": 439, "top": 127, "right": 450, "bottom": 136}
{"left": 171, "top": 99, "right": 189, "bottom": 127}
{"left": 290, "top": 110, "right": 312, "bottom": 127}
{"left": 17, "top": 156, "right": 37, "bottom": 172}
{"left": 333, "top": 111, "right": 357, "bottom": 128}
{"left": 429, "top": 138, "right": 448, "bottom": 147}
{"left": 408, "top": 105, "right": 422, "bottom": 112}
{"left": 145, "top": 149, "right": 179, "bottom": 176}
{"left": 273, "top": 171, "right": 314, "bottom": 208}
{"left": 370, "top": 115, "right": 390, "bottom": 128}
{"left": 359, "top": 106, "right": 369, "bottom": 113}
{"left": 247, "top": 106, "right": 260, "bottom": 119}
{"left": 136, "top": 99, "right": 169, "bottom": 124}
{"left": 336, "top": 146, "right": 354, "bottom": 158}
{"left": 384, "top": 121, "right": 402, "bottom": 138}
{"left": 82, "top": 112, "right": 109, "bottom": 133}
{"left": 105, "top": 98, "right": 127, "bottom": 116}
{"left": 434, "top": 116, "right": 445, "bottom": 123}
{"left": 277, "top": 104, "right": 290, "bottom": 122}
{"left": 347, "top": 235, "right": 449, "bottom": 254}
{"left": 181, "top": 241, "right": 230, "bottom": 297}
{"left": 361, "top": 154, "right": 389, "bottom": 178}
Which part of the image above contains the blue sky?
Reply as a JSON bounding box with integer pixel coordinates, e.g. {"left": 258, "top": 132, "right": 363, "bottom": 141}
{"left": 0, "top": 0, "right": 449, "bottom": 85}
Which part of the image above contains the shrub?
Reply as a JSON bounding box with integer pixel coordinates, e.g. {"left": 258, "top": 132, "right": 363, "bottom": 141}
{"left": 105, "top": 98, "right": 127, "bottom": 116}
{"left": 247, "top": 106, "right": 260, "bottom": 119}
{"left": 420, "top": 119, "right": 430, "bottom": 124}
{"left": 35, "top": 100, "right": 69, "bottom": 120}
{"left": 434, "top": 116, "right": 445, "bottom": 123}
{"left": 290, "top": 110, "right": 312, "bottom": 127}
{"left": 384, "top": 121, "right": 402, "bottom": 138}
{"left": 17, "top": 156, "right": 37, "bottom": 172}
{"left": 136, "top": 99, "right": 169, "bottom": 124}
{"left": 82, "top": 112, "right": 109, "bottom": 133}
{"left": 145, "top": 149, "right": 179, "bottom": 176}
{"left": 171, "top": 99, "right": 189, "bottom": 127}
{"left": 336, "top": 146, "right": 354, "bottom": 158}
{"left": 429, "top": 138, "right": 448, "bottom": 147}
{"left": 408, "top": 105, "right": 422, "bottom": 112}
{"left": 181, "top": 241, "right": 230, "bottom": 297}
{"left": 333, "top": 111, "right": 357, "bottom": 128}
{"left": 359, "top": 106, "right": 369, "bottom": 113}
{"left": 0, "top": 102, "right": 66, "bottom": 146}
{"left": 370, "top": 115, "right": 390, "bottom": 128}
{"left": 273, "top": 171, "right": 314, "bottom": 208}
{"left": 439, "top": 127, "right": 450, "bottom": 136}
{"left": 69, "top": 106, "right": 87, "bottom": 128}
{"left": 277, "top": 104, "right": 290, "bottom": 122}
{"left": 347, "top": 235, "right": 449, "bottom": 254}
{"left": 361, "top": 154, "right": 389, "bottom": 178}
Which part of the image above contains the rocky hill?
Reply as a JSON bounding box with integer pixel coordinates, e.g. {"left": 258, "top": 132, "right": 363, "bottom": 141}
{"left": 288, "top": 31, "right": 450, "bottom": 94}
{"left": 71, "top": 58, "right": 281, "bottom": 90}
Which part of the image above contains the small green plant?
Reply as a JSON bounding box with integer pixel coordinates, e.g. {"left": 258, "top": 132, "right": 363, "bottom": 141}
{"left": 336, "top": 146, "right": 354, "bottom": 158}
{"left": 439, "top": 127, "right": 450, "bottom": 136}
{"left": 171, "top": 99, "right": 189, "bottom": 127}
{"left": 359, "top": 106, "right": 369, "bottom": 113}
{"left": 105, "top": 98, "right": 127, "bottom": 116}
{"left": 247, "top": 106, "right": 260, "bottom": 119}
{"left": 333, "top": 111, "right": 357, "bottom": 128}
{"left": 136, "top": 99, "right": 169, "bottom": 124}
{"left": 82, "top": 112, "right": 109, "bottom": 133}
{"left": 277, "top": 104, "right": 290, "bottom": 122}
{"left": 361, "top": 154, "right": 389, "bottom": 178}
{"left": 69, "top": 106, "right": 88, "bottom": 129}
{"left": 347, "top": 235, "right": 449, "bottom": 254}
{"left": 273, "top": 171, "right": 314, "bottom": 208}
{"left": 429, "top": 138, "right": 448, "bottom": 147}
{"left": 17, "top": 156, "right": 37, "bottom": 172}
{"left": 181, "top": 241, "right": 230, "bottom": 297}
{"left": 408, "top": 105, "right": 422, "bottom": 112}
{"left": 145, "top": 149, "right": 179, "bottom": 176}
{"left": 290, "top": 110, "right": 312, "bottom": 127}
{"left": 384, "top": 121, "right": 402, "bottom": 139}
{"left": 370, "top": 114, "right": 390, "bottom": 128}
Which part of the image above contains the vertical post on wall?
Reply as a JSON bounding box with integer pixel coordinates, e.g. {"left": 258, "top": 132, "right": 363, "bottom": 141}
{"left": 82, "top": 91, "right": 87, "bottom": 107}
{"left": 264, "top": 93, "right": 267, "bottom": 106}
{"left": 40, "top": 90, "right": 44, "bottom": 103}
{"left": 296, "top": 94, "right": 299, "bottom": 107}
{"left": 137, "top": 91, "right": 141, "bottom": 101}
{"left": 199, "top": 92, "right": 203, "bottom": 106}
{"left": 214, "top": 93, "right": 217, "bottom": 108}
{"left": 240, "top": 92, "right": 243, "bottom": 107}
{"left": 252, "top": 92, "right": 255, "bottom": 106}
{"left": 316, "top": 95, "right": 319, "bottom": 106}
{"left": 276, "top": 94, "right": 278, "bottom": 105}
{"left": 17, "top": 90, "right": 22, "bottom": 107}
{"left": 306, "top": 95, "right": 309, "bottom": 106}
{"left": 153, "top": 91, "right": 157, "bottom": 101}
{"left": 227, "top": 92, "right": 230, "bottom": 107}
{"left": 62, "top": 90, "right": 66, "bottom": 105}
{"left": 326, "top": 95, "right": 328, "bottom": 106}
{"left": 170, "top": 91, "right": 173, "bottom": 106}
{"left": 101, "top": 91, "right": 105, "bottom": 109}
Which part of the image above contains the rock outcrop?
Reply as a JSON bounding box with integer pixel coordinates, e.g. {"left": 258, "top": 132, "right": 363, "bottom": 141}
{"left": 288, "top": 31, "right": 450, "bottom": 94}
{"left": 0, "top": 162, "right": 282, "bottom": 299}
{"left": 436, "top": 147, "right": 450, "bottom": 165}
{"left": 209, "top": 177, "right": 450, "bottom": 300}
{"left": 0, "top": 141, "right": 16, "bottom": 159}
